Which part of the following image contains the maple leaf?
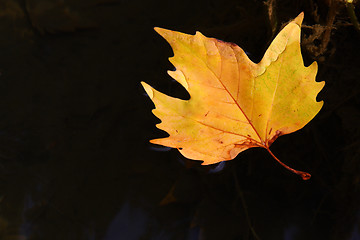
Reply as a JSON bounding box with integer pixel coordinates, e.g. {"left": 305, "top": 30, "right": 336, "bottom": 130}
{"left": 141, "top": 13, "right": 324, "bottom": 180}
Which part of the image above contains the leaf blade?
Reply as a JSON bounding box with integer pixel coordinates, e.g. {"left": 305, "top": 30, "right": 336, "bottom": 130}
{"left": 143, "top": 13, "right": 324, "bottom": 168}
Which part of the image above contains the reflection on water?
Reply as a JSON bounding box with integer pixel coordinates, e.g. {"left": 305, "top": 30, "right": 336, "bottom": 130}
{"left": 20, "top": 194, "right": 34, "bottom": 239}
{"left": 283, "top": 225, "right": 299, "bottom": 240}
{"left": 349, "top": 211, "right": 360, "bottom": 240}
{"left": 208, "top": 161, "right": 226, "bottom": 174}
{"left": 104, "top": 202, "right": 149, "bottom": 240}
{"left": 103, "top": 201, "right": 203, "bottom": 240}
{"left": 148, "top": 146, "right": 172, "bottom": 152}
{"left": 350, "top": 225, "right": 360, "bottom": 240}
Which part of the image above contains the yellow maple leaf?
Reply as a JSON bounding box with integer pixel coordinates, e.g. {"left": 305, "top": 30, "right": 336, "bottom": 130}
{"left": 141, "top": 13, "right": 324, "bottom": 180}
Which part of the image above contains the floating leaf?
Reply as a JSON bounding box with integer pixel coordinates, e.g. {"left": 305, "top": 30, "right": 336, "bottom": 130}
{"left": 142, "top": 13, "right": 324, "bottom": 180}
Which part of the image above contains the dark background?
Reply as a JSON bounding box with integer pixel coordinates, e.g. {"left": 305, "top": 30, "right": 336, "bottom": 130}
{"left": 0, "top": 0, "right": 359, "bottom": 239}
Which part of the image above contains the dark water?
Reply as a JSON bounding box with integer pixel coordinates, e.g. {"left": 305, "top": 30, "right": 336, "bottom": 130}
{"left": 0, "top": 0, "right": 359, "bottom": 239}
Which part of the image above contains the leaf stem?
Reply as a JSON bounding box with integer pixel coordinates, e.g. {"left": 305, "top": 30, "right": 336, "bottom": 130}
{"left": 265, "top": 147, "right": 311, "bottom": 180}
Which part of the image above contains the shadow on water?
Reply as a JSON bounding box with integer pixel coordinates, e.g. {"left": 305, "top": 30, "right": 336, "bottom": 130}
{"left": 0, "top": 0, "right": 360, "bottom": 239}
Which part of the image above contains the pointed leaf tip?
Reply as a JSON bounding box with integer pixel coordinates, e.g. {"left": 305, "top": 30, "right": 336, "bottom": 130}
{"left": 294, "top": 12, "right": 304, "bottom": 26}
{"left": 154, "top": 27, "right": 172, "bottom": 39}
{"left": 141, "top": 81, "right": 154, "bottom": 99}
